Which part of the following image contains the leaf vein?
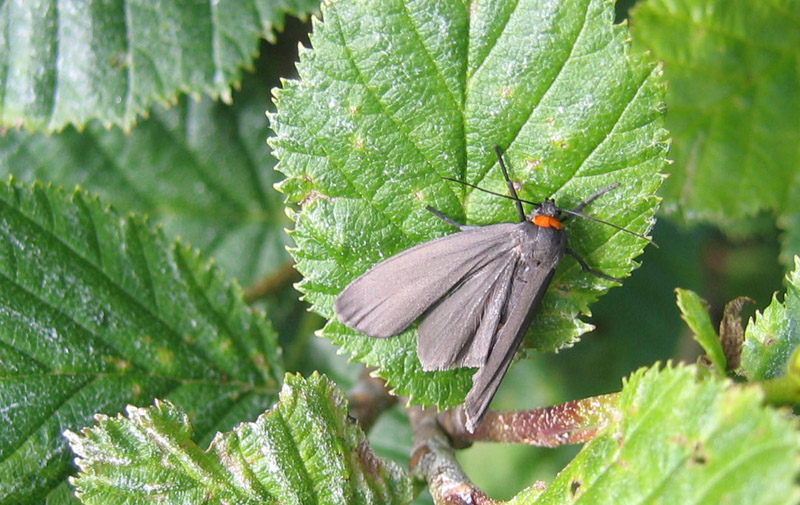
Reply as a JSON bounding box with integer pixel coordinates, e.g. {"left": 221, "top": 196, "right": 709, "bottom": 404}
{"left": 574, "top": 370, "right": 689, "bottom": 503}
{"left": 280, "top": 408, "right": 320, "bottom": 505}
{"left": 327, "top": 4, "right": 461, "bottom": 205}
{"left": 0, "top": 270, "right": 146, "bottom": 372}
{"left": 550, "top": 64, "right": 656, "bottom": 198}
{"left": 0, "top": 374, "right": 91, "bottom": 465}
{"left": 76, "top": 193, "right": 104, "bottom": 267}
{"left": 505, "top": 0, "right": 593, "bottom": 160}
{"left": 467, "top": 0, "right": 520, "bottom": 82}
{"left": 172, "top": 246, "right": 268, "bottom": 382}
{"left": 0, "top": 197, "right": 231, "bottom": 377}
{"left": 400, "top": 1, "right": 464, "bottom": 115}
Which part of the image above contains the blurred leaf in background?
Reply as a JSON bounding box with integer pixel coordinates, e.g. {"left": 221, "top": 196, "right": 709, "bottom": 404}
{"left": 0, "top": 69, "right": 287, "bottom": 288}
{"left": 630, "top": 0, "right": 800, "bottom": 265}
{"left": 0, "top": 0, "right": 319, "bottom": 131}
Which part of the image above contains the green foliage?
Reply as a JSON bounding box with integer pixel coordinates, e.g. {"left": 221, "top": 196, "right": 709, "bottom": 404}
{"left": 0, "top": 72, "right": 288, "bottom": 287}
{"left": 0, "top": 180, "right": 282, "bottom": 504}
{"left": 630, "top": 0, "right": 800, "bottom": 262}
{"left": 741, "top": 256, "right": 800, "bottom": 380}
{"left": 0, "top": 0, "right": 798, "bottom": 504}
{"left": 271, "top": 0, "right": 667, "bottom": 408}
{"left": 675, "top": 288, "right": 726, "bottom": 373}
{"left": 511, "top": 364, "right": 800, "bottom": 505}
{"left": 66, "top": 373, "right": 412, "bottom": 505}
{"left": 0, "top": 0, "right": 319, "bottom": 132}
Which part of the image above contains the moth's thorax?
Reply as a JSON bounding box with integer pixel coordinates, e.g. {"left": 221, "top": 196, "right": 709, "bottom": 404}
{"left": 528, "top": 199, "right": 562, "bottom": 230}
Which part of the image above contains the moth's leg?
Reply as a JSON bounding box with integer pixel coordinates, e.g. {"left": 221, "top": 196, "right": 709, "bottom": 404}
{"left": 425, "top": 205, "right": 478, "bottom": 231}
{"left": 561, "top": 183, "right": 620, "bottom": 222}
{"left": 565, "top": 248, "right": 621, "bottom": 283}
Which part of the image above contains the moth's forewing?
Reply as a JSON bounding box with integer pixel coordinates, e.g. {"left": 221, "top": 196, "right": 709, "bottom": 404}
{"left": 334, "top": 225, "right": 513, "bottom": 338}
{"left": 417, "top": 229, "right": 518, "bottom": 370}
{"left": 463, "top": 223, "right": 566, "bottom": 432}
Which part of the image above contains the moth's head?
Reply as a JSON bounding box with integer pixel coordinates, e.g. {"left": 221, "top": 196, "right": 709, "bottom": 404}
{"left": 528, "top": 199, "right": 562, "bottom": 229}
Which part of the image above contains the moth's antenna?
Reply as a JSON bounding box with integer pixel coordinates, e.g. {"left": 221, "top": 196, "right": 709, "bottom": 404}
{"left": 441, "top": 177, "right": 540, "bottom": 206}
{"left": 559, "top": 208, "right": 657, "bottom": 246}
{"left": 572, "top": 183, "right": 619, "bottom": 215}
{"left": 493, "top": 146, "right": 526, "bottom": 223}
{"left": 441, "top": 176, "right": 656, "bottom": 246}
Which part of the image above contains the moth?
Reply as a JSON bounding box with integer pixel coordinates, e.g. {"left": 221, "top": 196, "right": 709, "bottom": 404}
{"left": 334, "top": 146, "right": 650, "bottom": 432}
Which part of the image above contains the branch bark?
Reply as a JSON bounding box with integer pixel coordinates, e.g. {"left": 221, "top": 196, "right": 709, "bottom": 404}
{"left": 407, "top": 406, "right": 498, "bottom": 505}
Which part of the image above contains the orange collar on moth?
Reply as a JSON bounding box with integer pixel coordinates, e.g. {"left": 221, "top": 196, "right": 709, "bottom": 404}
{"left": 532, "top": 215, "right": 562, "bottom": 229}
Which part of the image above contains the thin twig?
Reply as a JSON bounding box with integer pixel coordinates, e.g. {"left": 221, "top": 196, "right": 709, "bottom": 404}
{"left": 405, "top": 395, "right": 618, "bottom": 502}
{"left": 347, "top": 369, "right": 397, "bottom": 433}
{"left": 244, "top": 260, "right": 301, "bottom": 303}
{"left": 407, "top": 406, "right": 498, "bottom": 505}
{"left": 439, "top": 394, "right": 619, "bottom": 447}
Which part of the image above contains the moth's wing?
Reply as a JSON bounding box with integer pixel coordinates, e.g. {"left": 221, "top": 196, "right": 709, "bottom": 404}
{"left": 334, "top": 223, "right": 517, "bottom": 338}
{"left": 417, "top": 251, "right": 517, "bottom": 371}
{"left": 462, "top": 227, "right": 565, "bottom": 433}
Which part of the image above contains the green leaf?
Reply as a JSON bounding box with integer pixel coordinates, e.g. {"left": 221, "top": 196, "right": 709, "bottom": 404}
{"left": 0, "top": 0, "right": 319, "bottom": 132}
{"left": 0, "top": 71, "right": 288, "bottom": 287}
{"left": 740, "top": 256, "right": 800, "bottom": 381}
{"left": 630, "top": 0, "right": 800, "bottom": 231}
{"left": 271, "top": 0, "right": 667, "bottom": 407}
{"left": 675, "top": 288, "right": 726, "bottom": 373}
{"left": 511, "top": 364, "right": 800, "bottom": 505}
{"left": 779, "top": 180, "right": 800, "bottom": 267}
{"left": 0, "top": 180, "right": 282, "bottom": 504}
{"left": 66, "top": 373, "right": 412, "bottom": 505}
